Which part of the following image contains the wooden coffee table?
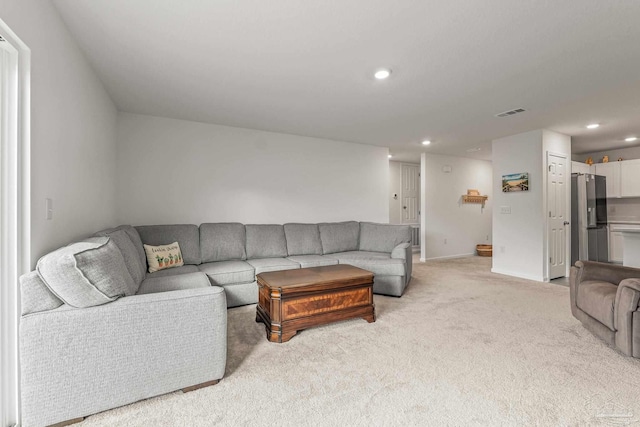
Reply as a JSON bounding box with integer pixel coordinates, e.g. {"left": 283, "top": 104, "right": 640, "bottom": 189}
{"left": 256, "top": 264, "right": 375, "bottom": 343}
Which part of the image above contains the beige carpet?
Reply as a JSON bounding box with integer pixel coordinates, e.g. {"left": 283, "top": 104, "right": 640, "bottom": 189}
{"left": 80, "top": 256, "right": 640, "bottom": 426}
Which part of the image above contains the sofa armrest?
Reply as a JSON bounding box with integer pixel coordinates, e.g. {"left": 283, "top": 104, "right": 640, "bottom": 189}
{"left": 20, "top": 287, "right": 227, "bottom": 427}
{"left": 391, "top": 242, "right": 412, "bottom": 284}
{"left": 615, "top": 278, "right": 640, "bottom": 356}
{"left": 391, "top": 242, "right": 411, "bottom": 259}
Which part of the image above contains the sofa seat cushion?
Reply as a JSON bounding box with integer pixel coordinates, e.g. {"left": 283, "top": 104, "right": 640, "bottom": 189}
{"left": 576, "top": 280, "right": 617, "bottom": 331}
{"left": 146, "top": 265, "right": 200, "bottom": 278}
{"left": 199, "top": 261, "right": 255, "bottom": 286}
{"left": 136, "top": 272, "right": 211, "bottom": 295}
{"left": 326, "top": 252, "right": 405, "bottom": 276}
{"left": 247, "top": 258, "right": 301, "bottom": 275}
{"left": 284, "top": 223, "right": 323, "bottom": 256}
{"left": 36, "top": 237, "right": 136, "bottom": 308}
{"left": 200, "top": 223, "right": 247, "bottom": 262}
{"left": 318, "top": 221, "right": 360, "bottom": 254}
{"left": 286, "top": 255, "right": 339, "bottom": 268}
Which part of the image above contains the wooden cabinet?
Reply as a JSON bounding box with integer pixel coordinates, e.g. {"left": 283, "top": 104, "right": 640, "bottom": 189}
{"left": 594, "top": 162, "right": 621, "bottom": 198}
{"left": 571, "top": 161, "right": 592, "bottom": 175}
{"left": 609, "top": 228, "right": 624, "bottom": 263}
{"left": 621, "top": 159, "right": 640, "bottom": 197}
{"left": 609, "top": 223, "right": 640, "bottom": 264}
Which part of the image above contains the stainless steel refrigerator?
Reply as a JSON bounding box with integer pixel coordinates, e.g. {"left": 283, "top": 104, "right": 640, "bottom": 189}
{"left": 571, "top": 173, "right": 608, "bottom": 265}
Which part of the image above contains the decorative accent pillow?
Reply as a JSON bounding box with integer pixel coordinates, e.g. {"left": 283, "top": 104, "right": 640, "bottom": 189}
{"left": 144, "top": 242, "right": 184, "bottom": 273}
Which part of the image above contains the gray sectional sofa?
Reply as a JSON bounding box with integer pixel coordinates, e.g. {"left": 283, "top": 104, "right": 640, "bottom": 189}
{"left": 19, "top": 221, "right": 411, "bottom": 426}
{"left": 135, "top": 221, "right": 412, "bottom": 307}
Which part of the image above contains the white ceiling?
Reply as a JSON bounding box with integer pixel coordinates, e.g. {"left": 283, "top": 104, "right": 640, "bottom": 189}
{"left": 52, "top": 0, "right": 640, "bottom": 162}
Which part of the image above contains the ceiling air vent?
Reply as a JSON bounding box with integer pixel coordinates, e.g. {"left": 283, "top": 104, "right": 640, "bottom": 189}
{"left": 495, "top": 108, "right": 526, "bottom": 118}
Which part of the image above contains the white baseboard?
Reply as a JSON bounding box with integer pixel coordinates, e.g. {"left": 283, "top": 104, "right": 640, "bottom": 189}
{"left": 490, "top": 267, "right": 545, "bottom": 282}
{"left": 422, "top": 253, "right": 475, "bottom": 261}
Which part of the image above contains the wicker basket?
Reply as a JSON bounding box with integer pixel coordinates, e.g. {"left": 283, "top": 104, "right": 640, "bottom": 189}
{"left": 476, "top": 244, "right": 493, "bottom": 257}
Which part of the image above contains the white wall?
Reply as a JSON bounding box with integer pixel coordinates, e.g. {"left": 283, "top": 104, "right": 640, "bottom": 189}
{"left": 492, "top": 130, "right": 545, "bottom": 281}
{"left": 492, "top": 129, "right": 571, "bottom": 281}
{"left": 116, "top": 113, "right": 389, "bottom": 225}
{"left": 421, "top": 154, "right": 493, "bottom": 259}
{"left": 2, "top": 0, "right": 118, "bottom": 264}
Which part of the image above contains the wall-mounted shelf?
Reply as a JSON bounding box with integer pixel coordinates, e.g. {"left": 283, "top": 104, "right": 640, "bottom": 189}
{"left": 462, "top": 189, "right": 488, "bottom": 206}
{"left": 462, "top": 195, "right": 488, "bottom": 204}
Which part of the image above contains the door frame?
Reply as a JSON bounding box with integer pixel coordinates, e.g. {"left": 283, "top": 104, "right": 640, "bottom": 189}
{"left": 545, "top": 151, "right": 570, "bottom": 280}
{"left": 0, "top": 19, "right": 30, "bottom": 427}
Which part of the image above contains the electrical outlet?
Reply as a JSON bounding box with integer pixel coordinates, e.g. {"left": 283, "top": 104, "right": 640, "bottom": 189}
{"left": 500, "top": 246, "right": 505, "bottom": 253}
{"left": 500, "top": 206, "right": 511, "bottom": 214}
{"left": 486, "top": 235, "right": 489, "bottom": 241}
{"left": 444, "top": 238, "right": 447, "bottom": 244}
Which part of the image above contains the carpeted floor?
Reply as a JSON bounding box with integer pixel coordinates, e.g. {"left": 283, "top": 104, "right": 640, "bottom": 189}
{"left": 80, "top": 256, "right": 640, "bottom": 426}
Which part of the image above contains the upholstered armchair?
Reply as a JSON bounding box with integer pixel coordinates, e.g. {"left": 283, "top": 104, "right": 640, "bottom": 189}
{"left": 570, "top": 260, "right": 640, "bottom": 357}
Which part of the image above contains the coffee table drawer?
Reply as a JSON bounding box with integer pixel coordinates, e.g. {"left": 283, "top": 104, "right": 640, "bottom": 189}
{"left": 283, "top": 287, "right": 370, "bottom": 320}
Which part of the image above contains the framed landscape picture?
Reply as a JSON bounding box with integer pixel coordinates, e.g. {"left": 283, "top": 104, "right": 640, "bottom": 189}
{"left": 502, "top": 172, "right": 529, "bottom": 192}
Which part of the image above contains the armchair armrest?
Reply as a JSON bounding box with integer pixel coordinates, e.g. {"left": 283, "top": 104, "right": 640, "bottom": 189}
{"left": 615, "top": 278, "right": 640, "bottom": 356}
{"left": 20, "top": 287, "right": 227, "bottom": 427}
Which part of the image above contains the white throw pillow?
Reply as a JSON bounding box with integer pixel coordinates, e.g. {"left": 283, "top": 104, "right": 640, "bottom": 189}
{"left": 144, "top": 242, "right": 184, "bottom": 273}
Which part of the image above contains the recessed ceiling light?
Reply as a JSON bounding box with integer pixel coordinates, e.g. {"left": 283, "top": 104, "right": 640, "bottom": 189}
{"left": 421, "top": 140, "right": 431, "bottom": 146}
{"left": 388, "top": 154, "right": 393, "bottom": 158}
{"left": 586, "top": 123, "right": 600, "bottom": 129}
{"left": 625, "top": 137, "right": 638, "bottom": 142}
{"left": 374, "top": 69, "right": 391, "bottom": 80}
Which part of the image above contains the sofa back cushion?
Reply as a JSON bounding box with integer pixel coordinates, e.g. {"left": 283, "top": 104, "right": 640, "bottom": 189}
{"left": 200, "top": 223, "right": 247, "bottom": 262}
{"left": 36, "top": 237, "right": 136, "bottom": 308}
{"left": 284, "top": 223, "right": 323, "bottom": 256}
{"left": 359, "top": 222, "right": 412, "bottom": 253}
{"left": 19, "top": 271, "right": 63, "bottom": 316}
{"left": 318, "top": 221, "right": 360, "bottom": 254}
{"left": 95, "top": 228, "right": 146, "bottom": 286}
{"left": 246, "top": 224, "right": 287, "bottom": 259}
{"left": 136, "top": 224, "right": 201, "bottom": 265}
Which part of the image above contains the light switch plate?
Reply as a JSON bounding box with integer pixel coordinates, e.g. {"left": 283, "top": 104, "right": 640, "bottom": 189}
{"left": 500, "top": 206, "right": 511, "bottom": 214}
{"left": 45, "top": 198, "right": 53, "bottom": 220}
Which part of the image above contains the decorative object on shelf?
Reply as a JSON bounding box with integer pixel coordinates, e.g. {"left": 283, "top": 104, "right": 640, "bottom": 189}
{"left": 476, "top": 244, "right": 492, "bottom": 257}
{"left": 602, "top": 155, "right": 609, "bottom": 163}
{"left": 462, "top": 189, "right": 489, "bottom": 205}
{"left": 585, "top": 157, "right": 594, "bottom": 165}
{"left": 502, "top": 172, "right": 529, "bottom": 192}
{"left": 618, "top": 157, "right": 624, "bottom": 161}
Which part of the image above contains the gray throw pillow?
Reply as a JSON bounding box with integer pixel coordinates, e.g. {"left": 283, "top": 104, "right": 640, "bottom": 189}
{"left": 36, "top": 237, "right": 135, "bottom": 308}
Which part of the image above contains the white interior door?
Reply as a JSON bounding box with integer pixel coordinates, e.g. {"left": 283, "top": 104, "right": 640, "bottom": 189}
{"left": 548, "top": 153, "right": 569, "bottom": 279}
{"left": 401, "top": 164, "right": 419, "bottom": 224}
